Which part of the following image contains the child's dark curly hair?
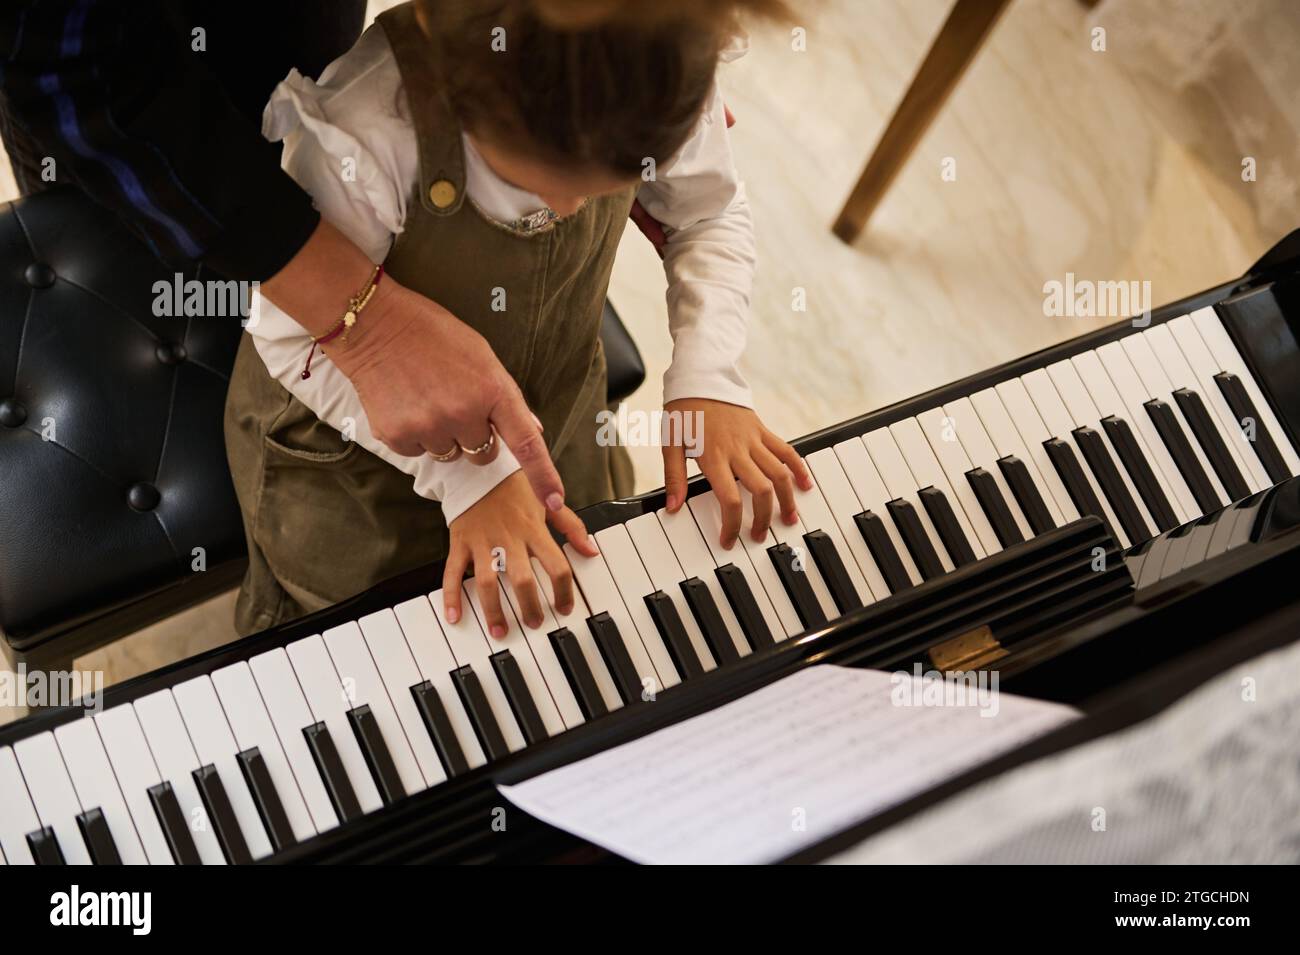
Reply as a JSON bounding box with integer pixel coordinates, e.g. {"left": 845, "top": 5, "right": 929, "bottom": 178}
{"left": 414, "top": 0, "right": 792, "bottom": 177}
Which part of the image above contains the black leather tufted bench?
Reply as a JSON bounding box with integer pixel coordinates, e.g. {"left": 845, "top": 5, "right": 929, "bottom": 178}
{"left": 0, "top": 187, "right": 644, "bottom": 674}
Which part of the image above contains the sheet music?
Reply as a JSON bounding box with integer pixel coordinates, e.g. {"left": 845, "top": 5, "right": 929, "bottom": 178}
{"left": 499, "top": 665, "right": 1079, "bottom": 864}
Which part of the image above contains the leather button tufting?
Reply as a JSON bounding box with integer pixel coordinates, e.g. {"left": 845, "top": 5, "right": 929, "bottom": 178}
{"left": 24, "top": 262, "right": 56, "bottom": 288}
{"left": 0, "top": 398, "right": 27, "bottom": 428}
{"left": 127, "top": 482, "right": 161, "bottom": 511}
{"left": 156, "top": 341, "right": 188, "bottom": 365}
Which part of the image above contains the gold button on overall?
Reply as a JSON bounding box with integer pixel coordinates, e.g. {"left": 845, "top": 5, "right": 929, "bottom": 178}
{"left": 429, "top": 179, "right": 457, "bottom": 208}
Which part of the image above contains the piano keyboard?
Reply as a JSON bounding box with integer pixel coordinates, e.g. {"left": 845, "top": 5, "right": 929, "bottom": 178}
{"left": 2, "top": 305, "right": 1297, "bottom": 866}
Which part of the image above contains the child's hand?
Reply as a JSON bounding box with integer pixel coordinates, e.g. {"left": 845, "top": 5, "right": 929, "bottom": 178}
{"left": 662, "top": 398, "right": 812, "bottom": 549}
{"left": 444, "top": 472, "right": 598, "bottom": 638}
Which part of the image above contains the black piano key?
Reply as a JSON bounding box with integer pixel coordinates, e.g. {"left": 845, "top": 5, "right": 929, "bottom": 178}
{"left": 884, "top": 499, "right": 945, "bottom": 580}
{"left": 1043, "top": 437, "right": 1110, "bottom": 534}
{"left": 996, "top": 455, "right": 1055, "bottom": 534}
{"left": 490, "top": 650, "right": 549, "bottom": 745}
{"left": 1073, "top": 426, "right": 1149, "bottom": 543}
{"left": 1214, "top": 371, "right": 1290, "bottom": 483}
{"left": 450, "top": 666, "right": 511, "bottom": 761}
{"left": 347, "top": 704, "right": 406, "bottom": 804}
{"left": 193, "top": 763, "right": 252, "bottom": 865}
{"left": 680, "top": 577, "right": 741, "bottom": 665}
{"left": 715, "top": 563, "right": 775, "bottom": 649}
{"left": 1173, "top": 388, "right": 1251, "bottom": 500}
{"left": 546, "top": 629, "right": 609, "bottom": 720}
{"left": 147, "top": 781, "right": 202, "bottom": 864}
{"left": 302, "top": 721, "right": 363, "bottom": 823}
{"left": 1144, "top": 398, "right": 1220, "bottom": 512}
{"left": 768, "top": 542, "right": 828, "bottom": 628}
{"left": 853, "top": 510, "right": 913, "bottom": 593}
{"left": 1100, "top": 416, "right": 1179, "bottom": 532}
{"left": 76, "top": 807, "right": 122, "bottom": 865}
{"left": 965, "top": 467, "right": 1025, "bottom": 547}
{"left": 645, "top": 591, "right": 705, "bottom": 678}
{"left": 26, "top": 826, "right": 66, "bottom": 865}
{"left": 803, "top": 530, "right": 863, "bottom": 614}
{"left": 588, "top": 611, "right": 645, "bottom": 703}
{"left": 237, "top": 747, "right": 296, "bottom": 852}
{"left": 410, "top": 681, "right": 471, "bottom": 777}
{"left": 917, "top": 486, "right": 978, "bottom": 566}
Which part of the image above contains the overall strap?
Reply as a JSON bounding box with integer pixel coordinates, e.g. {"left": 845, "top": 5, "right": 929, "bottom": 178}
{"left": 377, "top": 2, "right": 467, "bottom": 217}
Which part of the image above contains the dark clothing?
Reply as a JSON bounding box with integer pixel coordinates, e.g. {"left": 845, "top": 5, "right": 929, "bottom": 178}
{"left": 0, "top": 0, "right": 366, "bottom": 279}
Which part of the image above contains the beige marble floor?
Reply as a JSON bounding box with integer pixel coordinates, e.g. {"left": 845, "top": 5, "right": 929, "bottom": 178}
{"left": 3, "top": 0, "right": 1296, "bottom": 724}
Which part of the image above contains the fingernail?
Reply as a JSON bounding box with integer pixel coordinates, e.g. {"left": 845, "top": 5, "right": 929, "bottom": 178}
{"left": 666, "top": 493, "right": 679, "bottom": 511}
{"left": 446, "top": 606, "right": 460, "bottom": 623}
{"left": 722, "top": 536, "right": 735, "bottom": 550}
{"left": 784, "top": 510, "right": 799, "bottom": 525}
{"left": 491, "top": 623, "right": 507, "bottom": 639}
{"left": 527, "top": 616, "right": 542, "bottom": 630}
{"left": 546, "top": 492, "right": 564, "bottom": 512}
{"left": 558, "top": 602, "right": 573, "bottom": 616}
{"left": 532, "top": 413, "right": 544, "bottom": 432}
{"left": 587, "top": 534, "right": 600, "bottom": 554}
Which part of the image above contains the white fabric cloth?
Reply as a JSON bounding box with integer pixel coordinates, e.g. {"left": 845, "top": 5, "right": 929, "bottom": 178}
{"left": 827, "top": 637, "right": 1300, "bottom": 864}
{"left": 249, "top": 25, "right": 756, "bottom": 522}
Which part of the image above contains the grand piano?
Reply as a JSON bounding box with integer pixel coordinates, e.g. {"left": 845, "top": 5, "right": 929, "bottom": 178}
{"left": 3, "top": 231, "right": 1300, "bottom": 865}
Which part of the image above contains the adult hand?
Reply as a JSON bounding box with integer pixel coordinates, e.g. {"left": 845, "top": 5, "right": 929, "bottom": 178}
{"left": 261, "top": 220, "right": 567, "bottom": 511}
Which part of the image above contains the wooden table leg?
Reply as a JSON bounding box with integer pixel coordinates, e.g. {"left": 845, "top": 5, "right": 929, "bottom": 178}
{"left": 833, "top": 0, "right": 1012, "bottom": 243}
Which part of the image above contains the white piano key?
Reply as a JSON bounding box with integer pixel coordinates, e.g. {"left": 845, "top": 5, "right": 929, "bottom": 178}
{"left": 211, "top": 661, "right": 318, "bottom": 842}
{"left": 973, "top": 384, "right": 1073, "bottom": 525}
{"left": 132, "top": 689, "right": 226, "bottom": 864}
{"left": 53, "top": 717, "right": 148, "bottom": 864}
{"left": 910, "top": 411, "right": 999, "bottom": 554}
{"left": 1019, "top": 369, "right": 1131, "bottom": 547}
{"left": 475, "top": 578, "right": 568, "bottom": 735}
{"left": 566, "top": 540, "right": 665, "bottom": 697}
{"left": 1096, "top": 341, "right": 1200, "bottom": 520}
{"left": 434, "top": 585, "right": 528, "bottom": 752}
{"left": 390, "top": 596, "right": 488, "bottom": 770}
{"left": 12, "top": 733, "right": 92, "bottom": 865}
{"left": 789, "top": 458, "right": 874, "bottom": 604}
{"left": 323, "top": 620, "right": 426, "bottom": 794}
{"left": 1189, "top": 306, "right": 1300, "bottom": 476}
{"left": 805, "top": 448, "right": 886, "bottom": 601}
{"left": 1072, "top": 349, "right": 1189, "bottom": 523}
{"left": 172, "top": 675, "right": 273, "bottom": 860}
{"left": 0, "top": 746, "right": 41, "bottom": 865}
{"left": 285, "top": 634, "right": 383, "bottom": 814}
{"left": 941, "top": 397, "right": 1033, "bottom": 540}
{"left": 727, "top": 486, "right": 805, "bottom": 636}
{"left": 1047, "top": 358, "right": 1156, "bottom": 538}
{"left": 1148, "top": 321, "right": 1265, "bottom": 493}
{"left": 13, "top": 733, "right": 92, "bottom": 865}
{"left": 593, "top": 524, "right": 684, "bottom": 682}
{"left": 247, "top": 647, "right": 342, "bottom": 830}
{"left": 1121, "top": 332, "right": 1229, "bottom": 505}
{"left": 686, "top": 489, "right": 787, "bottom": 639}
{"left": 833, "top": 435, "right": 922, "bottom": 585}
{"left": 627, "top": 512, "right": 717, "bottom": 671}
{"left": 355, "top": 608, "right": 451, "bottom": 783}
{"left": 93, "top": 704, "right": 176, "bottom": 863}
{"left": 529, "top": 556, "right": 622, "bottom": 713}
{"left": 760, "top": 488, "right": 840, "bottom": 621}
{"left": 497, "top": 572, "right": 586, "bottom": 729}
{"left": 656, "top": 505, "right": 753, "bottom": 658}
{"left": 863, "top": 426, "right": 956, "bottom": 571}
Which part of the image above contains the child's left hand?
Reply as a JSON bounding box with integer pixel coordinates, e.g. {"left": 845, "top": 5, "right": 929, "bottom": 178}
{"left": 663, "top": 397, "right": 812, "bottom": 549}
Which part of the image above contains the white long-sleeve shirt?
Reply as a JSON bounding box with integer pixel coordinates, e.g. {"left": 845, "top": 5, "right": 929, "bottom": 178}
{"left": 249, "top": 25, "right": 757, "bottom": 523}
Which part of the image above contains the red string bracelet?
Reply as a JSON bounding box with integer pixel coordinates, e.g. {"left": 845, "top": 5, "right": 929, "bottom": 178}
{"left": 301, "top": 263, "right": 384, "bottom": 380}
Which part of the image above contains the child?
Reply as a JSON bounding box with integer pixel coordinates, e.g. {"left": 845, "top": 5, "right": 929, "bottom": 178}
{"left": 225, "top": 0, "right": 810, "bottom": 639}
